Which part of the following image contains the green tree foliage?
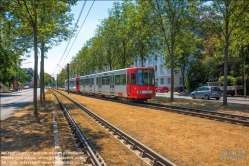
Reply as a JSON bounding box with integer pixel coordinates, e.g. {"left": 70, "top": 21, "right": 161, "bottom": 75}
{"left": 0, "top": 0, "right": 31, "bottom": 86}
{"left": 44, "top": 73, "right": 52, "bottom": 87}
{"left": 201, "top": 0, "right": 249, "bottom": 104}
{"left": 57, "top": 68, "right": 67, "bottom": 87}
{"left": 2, "top": 0, "right": 77, "bottom": 115}
{"left": 146, "top": 0, "right": 202, "bottom": 101}
{"left": 128, "top": 1, "right": 158, "bottom": 67}
{"left": 58, "top": 0, "right": 249, "bottom": 99}
{"left": 109, "top": 1, "right": 136, "bottom": 68}
{"left": 38, "top": 0, "right": 75, "bottom": 103}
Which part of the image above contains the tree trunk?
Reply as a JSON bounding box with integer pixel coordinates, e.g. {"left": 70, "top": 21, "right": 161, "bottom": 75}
{"left": 223, "top": 40, "right": 228, "bottom": 105}
{"left": 122, "top": 41, "right": 126, "bottom": 68}
{"left": 33, "top": 13, "right": 38, "bottom": 115}
{"left": 181, "top": 65, "right": 186, "bottom": 88}
{"left": 40, "top": 61, "right": 42, "bottom": 104}
{"left": 170, "top": 37, "right": 175, "bottom": 102}
{"left": 244, "top": 48, "right": 247, "bottom": 98}
{"left": 41, "top": 42, "right": 45, "bottom": 101}
{"left": 223, "top": 4, "right": 229, "bottom": 106}
{"left": 170, "top": 54, "right": 174, "bottom": 101}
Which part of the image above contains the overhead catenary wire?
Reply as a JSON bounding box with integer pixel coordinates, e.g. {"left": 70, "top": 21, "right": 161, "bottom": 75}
{"left": 52, "top": 0, "right": 87, "bottom": 75}
{"left": 62, "top": 0, "right": 96, "bottom": 67}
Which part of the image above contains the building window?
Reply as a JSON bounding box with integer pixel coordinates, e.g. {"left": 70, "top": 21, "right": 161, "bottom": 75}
{"left": 155, "top": 65, "right": 157, "bottom": 71}
{"left": 160, "top": 64, "right": 163, "bottom": 71}
{"left": 154, "top": 55, "right": 157, "bottom": 61}
{"left": 148, "top": 57, "right": 151, "bottom": 64}
{"left": 160, "top": 78, "right": 164, "bottom": 84}
{"left": 167, "top": 78, "right": 171, "bottom": 84}
{"left": 179, "top": 77, "right": 183, "bottom": 85}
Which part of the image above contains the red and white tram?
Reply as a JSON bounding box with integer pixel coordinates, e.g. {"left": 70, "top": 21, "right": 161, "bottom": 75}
{"left": 65, "top": 67, "right": 156, "bottom": 102}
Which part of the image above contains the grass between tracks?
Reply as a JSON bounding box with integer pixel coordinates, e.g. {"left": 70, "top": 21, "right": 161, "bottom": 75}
{"left": 59, "top": 90, "right": 249, "bottom": 166}
{"left": 1, "top": 89, "right": 248, "bottom": 166}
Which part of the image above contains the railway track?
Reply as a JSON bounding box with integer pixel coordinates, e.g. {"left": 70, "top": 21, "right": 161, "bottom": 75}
{"left": 133, "top": 102, "right": 249, "bottom": 126}
{"left": 52, "top": 90, "right": 176, "bottom": 166}
{"left": 52, "top": 91, "right": 103, "bottom": 166}
{"left": 57, "top": 88, "right": 249, "bottom": 127}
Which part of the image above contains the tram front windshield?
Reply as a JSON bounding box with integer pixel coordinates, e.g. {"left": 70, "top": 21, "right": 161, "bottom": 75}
{"left": 137, "top": 69, "right": 155, "bottom": 86}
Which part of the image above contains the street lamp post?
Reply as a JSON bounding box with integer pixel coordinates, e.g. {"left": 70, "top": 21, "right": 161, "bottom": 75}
{"left": 244, "top": 74, "right": 247, "bottom": 98}
{"left": 67, "top": 63, "right": 69, "bottom": 94}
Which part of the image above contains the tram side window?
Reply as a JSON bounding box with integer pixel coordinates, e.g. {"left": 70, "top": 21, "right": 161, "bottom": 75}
{"left": 97, "top": 77, "right": 102, "bottom": 86}
{"left": 115, "top": 75, "right": 120, "bottom": 85}
{"left": 81, "top": 79, "right": 85, "bottom": 86}
{"left": 131, "top": 73, "right": 136, "bottom": 85}
{"left": 102, "top": 77, "right": 106, "bottom": 85}
{"left": 85, "top": 79, "right": 89, "bottom": 85}
{"left": 106, "top": 76, "right": 110, "bottom": 85}
{"left": 89, "top": 78, "right": 93, "bottom": 87}
{"left": 101, "top": 76, "right": 110, "bottom": 85}
{"left": 120, "top": 74, "right": 126, "bottom": 85}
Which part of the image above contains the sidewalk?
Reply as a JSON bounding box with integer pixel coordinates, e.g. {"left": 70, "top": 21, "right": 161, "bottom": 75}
{"left": 1, "top": 98, "right": 56, "bottom": 165}
{"left": 156, "top": 91, "right": 249, "bottom": 102}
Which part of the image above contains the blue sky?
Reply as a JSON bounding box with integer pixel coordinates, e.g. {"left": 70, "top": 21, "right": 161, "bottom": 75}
{"left": 21, "top": 1, "right": 117, "bottom": 76}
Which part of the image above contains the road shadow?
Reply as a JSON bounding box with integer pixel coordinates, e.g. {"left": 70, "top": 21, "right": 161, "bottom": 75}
{"left": 1, "top": 101, "right": 31, "bottom": 108}
{"left": 0, "top": 94, "right": 22, "bottom": 98}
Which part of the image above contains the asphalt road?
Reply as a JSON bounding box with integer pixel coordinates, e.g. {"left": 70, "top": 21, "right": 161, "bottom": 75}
{"left": 156, "top": 92, "right": 249, "bottom": 105}
{"left": 0, "top": 88, "right": 40, "bottom": 121}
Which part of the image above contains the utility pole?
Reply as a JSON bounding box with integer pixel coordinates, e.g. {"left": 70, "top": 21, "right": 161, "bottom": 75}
{"left": 52, "top": 77, "right": 54, "bottom": 89}
{"left": 244, "top": 52, "right": 247, "bottom": 98}
{"left": 57, "top": 74, "right": 58, "bottom": 90}
{"left": 67, "top": 63, "right": 69, "bottom": 94}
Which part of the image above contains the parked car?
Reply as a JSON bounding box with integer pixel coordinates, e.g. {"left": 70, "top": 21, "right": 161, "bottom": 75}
{"left": 155, "top": 86, "right": 169, "bottom": 93}
{"left": 23, "top": 86, "right": 29, "bottom": 89}
{"left": 191, "top": 86, "right": 222, "bottom": 100}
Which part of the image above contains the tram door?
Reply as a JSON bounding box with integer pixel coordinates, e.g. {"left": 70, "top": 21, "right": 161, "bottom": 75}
{"left": 130, "top": 72, "right": 137, "bottom": 97}
{"left": 97, "top": 76, "right": 102, "bottom": 94}
{"left": 110, "top": 73, "right": 115, "bottom": 96}
{"left": 76, "top": 77, "right": 80, "bottom": 92}
{"left": 127, "top": 69, "right": 137, "bottom": 98}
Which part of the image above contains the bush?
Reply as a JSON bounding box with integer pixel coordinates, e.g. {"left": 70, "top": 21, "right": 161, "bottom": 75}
{"left": 185, "top": 77, "right": 201, "bottom": 92}
{"left": 233, "top": 77, "right": 243, "bottom": 85}
{"left": 218, "top": 76, "right": 236, "bottom": 86}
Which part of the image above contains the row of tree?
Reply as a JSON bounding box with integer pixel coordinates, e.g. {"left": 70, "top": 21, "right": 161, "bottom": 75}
{"left": 58, "top": 0, "right": 249, "bottom": 105}
{"left": 1, "top": 0, "right": 77, "bottom": 115}
{"left": 2, "top": 0, "right": 249, "bottom": 110}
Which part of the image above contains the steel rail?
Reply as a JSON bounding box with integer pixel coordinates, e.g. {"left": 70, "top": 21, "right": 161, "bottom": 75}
{"left": 52, "top": 91, "right": 102, "bottom": 166}
{"left": 134, "top": 102, "right": 249, "bottom": 126}
{"left": 148, "top": 102, "right": 249, "bottom": 121}
{"left": 55, "top": 90, "right": 176, "bottom": 166}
